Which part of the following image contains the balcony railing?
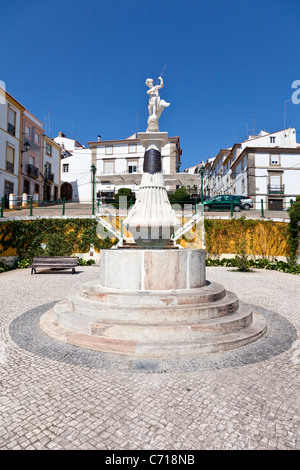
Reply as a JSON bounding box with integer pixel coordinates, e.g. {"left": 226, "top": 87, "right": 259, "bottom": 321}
{"left": 267, "top": 184, "right": 285, "bottom": 194}
{"left": 27, "top": 164, "right": 39, "bottom": 179}
{"left": 6, "top": 161, "right": 14, "bottom": 173}
{"left": 44, "top": 171, "right": 54, "bottom": 182}
{"left": 7, "top": 123, "right": 15, "bottom": 136}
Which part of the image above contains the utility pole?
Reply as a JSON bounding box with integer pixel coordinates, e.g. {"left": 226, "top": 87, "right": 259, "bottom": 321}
{"left": 284, "top": 100, "right": 291, "bottom": 129}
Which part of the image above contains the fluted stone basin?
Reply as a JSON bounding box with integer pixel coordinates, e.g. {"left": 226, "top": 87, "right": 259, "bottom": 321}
{"left": 40, "top": 249, "right": 267, "bottom": 358}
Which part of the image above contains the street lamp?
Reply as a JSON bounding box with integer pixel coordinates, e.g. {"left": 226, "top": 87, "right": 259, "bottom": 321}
{"left": 91, "top": 164, "right": 96, "bottom": 215}
{"left": 21, "top": 141, "right": 31, "bottom": 153}
{"left": 199, "top": 165, "right": 205, "bottom": 205}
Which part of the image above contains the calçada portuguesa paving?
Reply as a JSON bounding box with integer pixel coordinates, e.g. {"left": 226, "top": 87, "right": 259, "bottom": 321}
{"left": 0, "top": 264, "right": 299, "bottom": 450}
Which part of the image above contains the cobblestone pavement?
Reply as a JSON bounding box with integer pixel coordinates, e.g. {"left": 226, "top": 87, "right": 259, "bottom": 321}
{"left": 0, "top": 265, "right": 299, "bottom": 450}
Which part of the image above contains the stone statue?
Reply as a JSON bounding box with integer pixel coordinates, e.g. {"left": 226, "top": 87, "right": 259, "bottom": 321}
{"left": 145, "top": 77, "right": 170, "bottom": 132}
{"left": 123, "top": 75, "right": 179, "bottom": 248}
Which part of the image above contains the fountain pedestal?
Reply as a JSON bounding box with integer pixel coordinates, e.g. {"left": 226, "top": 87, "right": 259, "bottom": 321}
{"left": 40, "top": 249, "right": 267, "bottom": 358}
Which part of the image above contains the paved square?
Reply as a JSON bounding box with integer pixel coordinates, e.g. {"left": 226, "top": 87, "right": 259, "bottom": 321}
{"left": 0, "top": 265, "right": 299, "bottom": 450}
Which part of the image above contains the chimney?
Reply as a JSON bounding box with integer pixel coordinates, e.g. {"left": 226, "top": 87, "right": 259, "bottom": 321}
{"left": 97, "top": 135, "right": 101, "bottom": 142}
{"left": 59, "top": 132, "right": 66, "bottom": 137}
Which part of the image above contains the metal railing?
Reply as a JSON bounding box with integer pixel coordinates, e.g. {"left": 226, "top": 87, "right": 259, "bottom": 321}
{"left": 0, "top": 197, "right": 296, "bottom": 220}
{"left": 27, "top": 164, "right": 39, "bottom": 179}
{"left": 5, "top": 161, "right": 14, "bottom": 173}
{"left": 7, "top": 123, "right": 15, "bottom": 136}
{"left": 267, "top": 184, "right": 285, "bottom": 194}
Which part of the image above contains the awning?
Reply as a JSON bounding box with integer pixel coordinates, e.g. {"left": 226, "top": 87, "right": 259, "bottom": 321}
{"left": 96, "top": 173, "right": 200, "bottom": 187}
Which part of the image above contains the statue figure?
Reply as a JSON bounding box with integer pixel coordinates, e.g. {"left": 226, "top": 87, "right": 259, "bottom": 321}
{"left": 145, "top": 77, "right": 170, "bottom": 131}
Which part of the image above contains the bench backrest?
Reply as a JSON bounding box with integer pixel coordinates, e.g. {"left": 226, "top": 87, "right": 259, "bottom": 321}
{"left": 32, "top": 257, "right": 78, "bottom": 265}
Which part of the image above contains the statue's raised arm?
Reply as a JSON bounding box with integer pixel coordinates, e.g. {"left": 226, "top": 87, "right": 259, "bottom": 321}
{"left": 157, "top": 77, "right": 163, "bottom": 89}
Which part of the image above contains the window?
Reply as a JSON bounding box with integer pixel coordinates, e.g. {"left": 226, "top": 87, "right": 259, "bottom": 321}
{"left": 4, "top": 180, "right": 14, "bottom": 200}
{"left": 128, "top": 161, "right": 137, "bottom": 173}
{"left": 128, "top": 165, "right": 137, "bottom": 173}
{"left": 105, "top": 145, "right": 113, "bottom": 155}
{"left": 46, "top": 143, "right": 52, "bottom": 156}
{"left": 270, "top": 136, "right": 276, "bottom": 143}
{"left": 34, "top": 132, "right": 40, "bottom": 144}
{"left": 104, "top": 161, "right": 114, "bottom": 174}
{"left": 63, "top": 163, "right": 69, "bottom": 173}
{"left": 6, "top": 145, "right": 15, "bottom": 173}
{"left": 7, "top": 107, "right": 16, "bottom": 136}
{"left": 35, "top": 184, "right": 40, "bottom": 194}
{"left": 23, "top": 179, "right": 30, "bottom": 194}
{"left": 25, "top": 125, "right": 30, "bottom": 137}
{"left": 270, "top": 154, "right": 280, "bottom": 165}
{"left": 128, "top": 144, "right": 137, "bottom": 153}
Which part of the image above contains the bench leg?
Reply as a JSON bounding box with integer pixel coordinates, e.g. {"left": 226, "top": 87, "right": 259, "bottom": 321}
{"left": 31, "top": 268, "right": 36, "bottom": 274}
{"left": 72, "top": 268, "right": 75, "bottom": 274}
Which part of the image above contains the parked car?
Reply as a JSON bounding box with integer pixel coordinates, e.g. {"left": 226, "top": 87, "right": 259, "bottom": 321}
{"left": 235, "top": 195, "right": 253, "bottom": 210}
{"left": 203, "top": 195, "right": 253, "bottom": 212}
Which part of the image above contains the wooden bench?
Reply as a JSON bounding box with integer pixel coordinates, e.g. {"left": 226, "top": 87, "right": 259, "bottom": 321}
{"left": 29, "top": 256, "right": 79, "bottom": 274}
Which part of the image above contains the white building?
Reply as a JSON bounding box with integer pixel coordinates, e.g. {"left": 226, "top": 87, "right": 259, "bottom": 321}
{"left": 89, "top": 133, "right": 183, "bottom": 199}
{"left": 203, "top": 128, "right": 300, "bottom": 209}
{"left": 56, "top": 132, "right": 189, "bottom": 202}
{"left": 54, "top": 133, "right": 91, "bottom": 202}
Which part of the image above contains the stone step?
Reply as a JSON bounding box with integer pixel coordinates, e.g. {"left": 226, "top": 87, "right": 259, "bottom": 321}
{"left": 41, "top": 309, "right": 267, "bottom": 357}
{"left": 78, "top": 280, "right": 226, "bottom": 306}
{"left": 89, "top": 303, "right": 253, "bottom": 341}
{"left": 53, "top": 297, "right": 251, "bottom": 340}
{"left": 133, "top": 312, "right": 267, "bottom": 357}
{"left": 56, "top": 290, "right": 240, "bottom": 325}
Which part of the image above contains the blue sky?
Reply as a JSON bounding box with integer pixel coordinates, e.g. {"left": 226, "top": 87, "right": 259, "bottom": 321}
{"left": 1, "top": 0, "right": 300, "bottom": 169}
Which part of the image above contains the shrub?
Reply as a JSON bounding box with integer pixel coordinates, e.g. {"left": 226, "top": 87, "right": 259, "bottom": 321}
{"left": 0, "top": 261, "right": 10, "bottom": 273}
{"left": 113, "top": 188, "right": 136, "bottom": 208}
{"left": 287, "top": 199, "right": 300, "bottom": 266}
{"left": 168, "top": 187, "right": 192, "bottom": 207}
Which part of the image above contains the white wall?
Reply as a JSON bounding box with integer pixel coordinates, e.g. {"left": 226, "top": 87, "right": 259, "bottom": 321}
{"left": 60, "top": 148, "right": 92, "bottom": 202}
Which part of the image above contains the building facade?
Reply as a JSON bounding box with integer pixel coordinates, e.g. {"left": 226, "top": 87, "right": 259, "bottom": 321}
{"left": 56, "top": 133, "right": 183, "bottom": 202}
{"left": 201, "top": 128, "right": 300, "bottom": 209}
{"left": 20, "top": 110, "right": 44, "bottom": 201}
{"left": 0, "top": 87, "right": 25, "bottom": 207}
{"left": 89, "top": 134, "right": 182, "bottom": 199}
{"left": 0, "top": 86, "right": 61, "bottom": 208}
{"left": 42, "top": 135, "right": 61, "bottom": 201}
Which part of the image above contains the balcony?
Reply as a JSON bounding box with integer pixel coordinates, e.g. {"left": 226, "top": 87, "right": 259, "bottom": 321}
{"left": 27, "top": 164, "right": 39, "bottom": 179}
{"left": 267, "top": 184, "right": 285, "bottom": 194}
{"left": 7, "top": 123, "right": 15, "bottom": 136}
{"left": 44, "top": 171, "right": 54, "bottom": 183}
{"left": 6, "top": 161, "right": 14, "bottom": 173}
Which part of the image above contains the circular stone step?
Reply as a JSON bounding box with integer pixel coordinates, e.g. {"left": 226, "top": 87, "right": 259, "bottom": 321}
{"left": 78, "top": 280, "right": 227, "bottom": 306}
{"left": 40, "top": 309, "right": 266, "bottom": 357}
{"left": 40, "top": 249, "right": 267, "bottom": 358}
